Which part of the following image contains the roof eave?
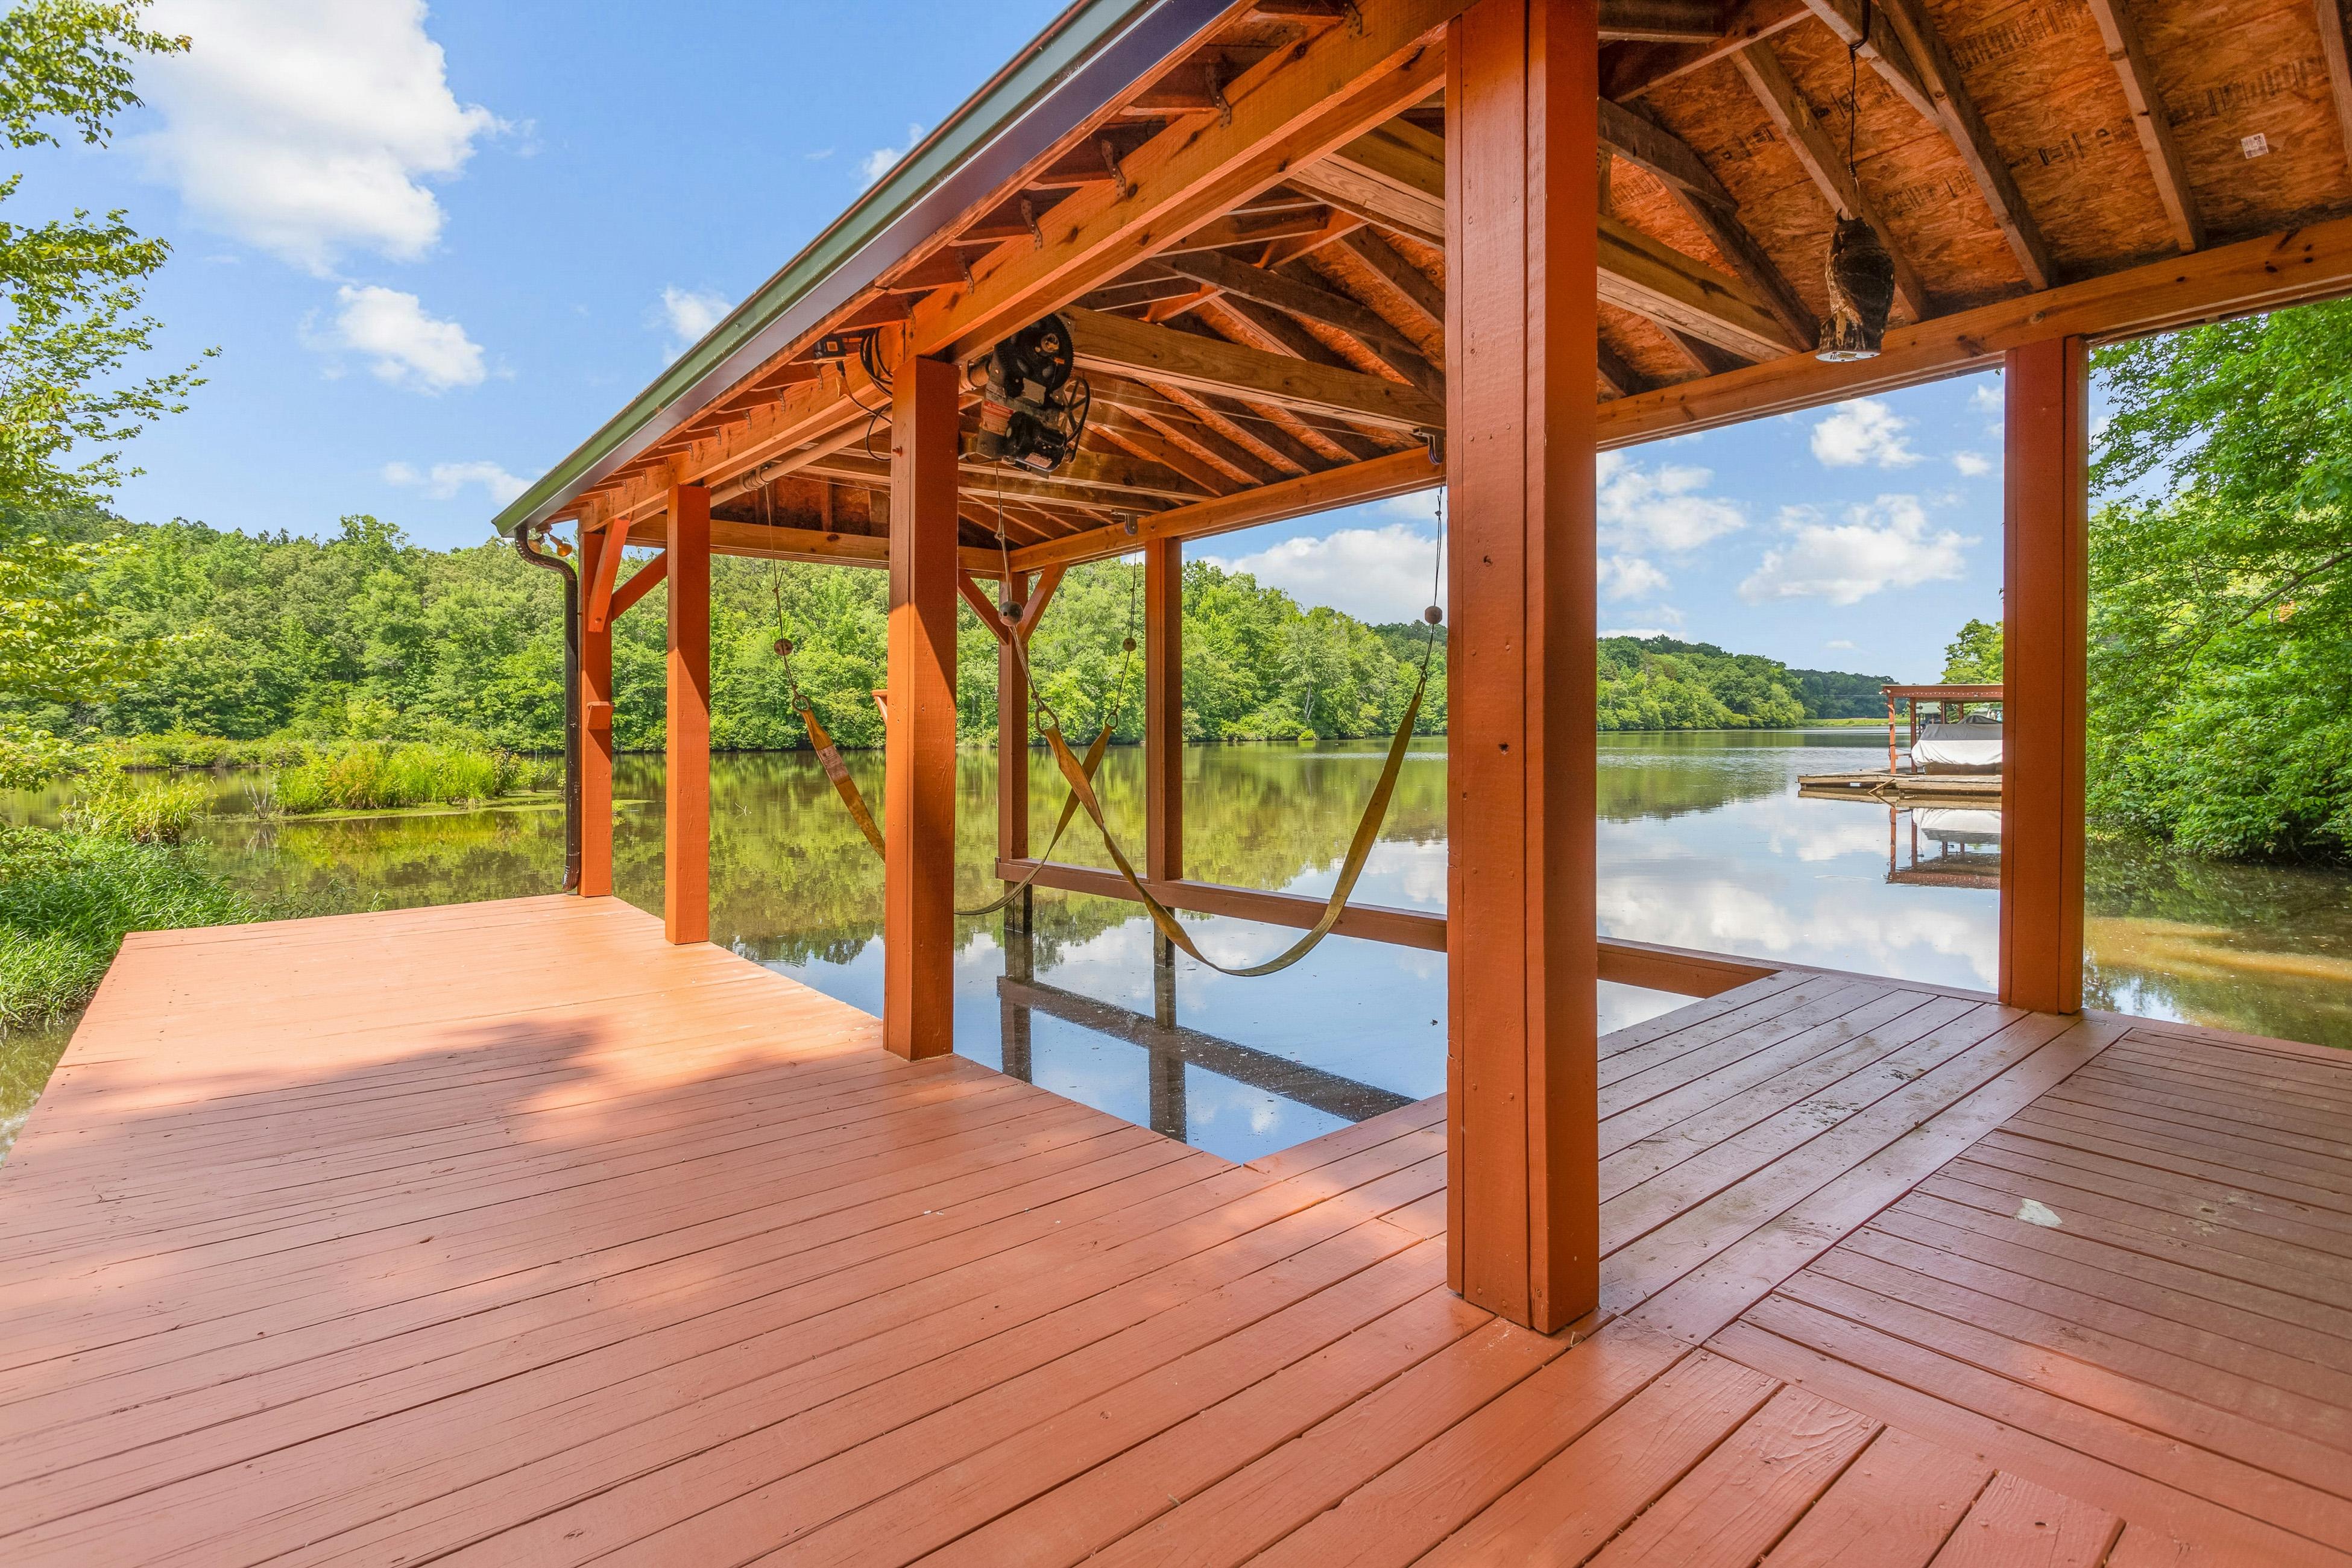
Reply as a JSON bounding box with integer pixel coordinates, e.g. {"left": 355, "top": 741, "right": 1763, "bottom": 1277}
{"left": 491, "top": 0, "right": 1236, "bottom": 539}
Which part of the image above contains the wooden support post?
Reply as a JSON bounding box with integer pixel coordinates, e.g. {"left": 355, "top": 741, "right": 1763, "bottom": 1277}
{"left": 663, "top": 485, "right": 711, "bottom": 944}
{"left": 1145, "top": 537, "right": 1184, "bottom": 883}
{"left": 1001, "top": 919, "right": 1035, "bottom": 1080}
{"left": 998, "top": 567, "right": 1032, "bottom": 934}
{"left": 884, "top": 353, "right": 962, "bottom": 1059}
{"left": 2000, "top": 335, "right": 2089, "bottom": 1015}
{"left": 1446, "top": 0, "right": 1603, "bottom": 1334}
{"left": 578, "top": 525, "right": 616, "bottom": 898}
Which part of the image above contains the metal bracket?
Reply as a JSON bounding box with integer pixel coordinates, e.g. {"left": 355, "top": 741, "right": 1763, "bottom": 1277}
{"left": 1099, "top": 137, "right": 1135, "bottom": 201}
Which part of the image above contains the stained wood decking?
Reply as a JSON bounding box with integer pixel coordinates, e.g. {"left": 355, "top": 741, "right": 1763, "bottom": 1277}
{"left": 1, "top": 895, "right": 2347, "bottom": 1566}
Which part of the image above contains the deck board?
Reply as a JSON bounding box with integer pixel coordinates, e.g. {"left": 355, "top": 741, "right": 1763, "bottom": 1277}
{"left": 1, "top": 896, "right": 2346, "bottom": 1565}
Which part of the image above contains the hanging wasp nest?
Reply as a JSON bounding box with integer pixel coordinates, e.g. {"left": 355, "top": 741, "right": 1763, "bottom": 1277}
{"left": 1818, "top": 216, "right": 1896, "bottom": 362}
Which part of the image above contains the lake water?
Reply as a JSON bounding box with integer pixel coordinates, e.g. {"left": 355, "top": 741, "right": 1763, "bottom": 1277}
{"left": 7, "top": 729, "right": 2348, "bottom": 1163}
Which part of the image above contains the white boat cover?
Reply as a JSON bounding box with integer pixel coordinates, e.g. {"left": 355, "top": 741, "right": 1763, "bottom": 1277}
{"left": 1912, "top": 808, "right": 2002, "bottom": 842}
{"left": 1911, "top": 718, "right": 2002, "bottom": 773}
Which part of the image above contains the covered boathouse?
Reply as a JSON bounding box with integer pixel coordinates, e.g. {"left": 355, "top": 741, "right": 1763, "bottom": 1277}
{"left": 8, "top": 0, "right": 2352, "bottom": 1561}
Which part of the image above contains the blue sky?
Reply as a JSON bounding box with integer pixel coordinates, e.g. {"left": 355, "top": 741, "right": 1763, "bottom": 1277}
{"left": 23, "top": 0, "right": 2008, "bottom": 685}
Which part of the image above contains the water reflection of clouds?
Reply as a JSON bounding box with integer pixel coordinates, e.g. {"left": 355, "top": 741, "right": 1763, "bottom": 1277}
{"left": 1603, "top": 790, "right": 1997, "bottom": 988}
{"left": 763, "top": 734, "right": 2005, "bottom": 1160}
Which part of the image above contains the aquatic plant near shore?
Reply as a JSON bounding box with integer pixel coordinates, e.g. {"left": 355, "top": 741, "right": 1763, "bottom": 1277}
{"left": 270, "top": 741, "right": 552, "bottom": 814}
{"left": 0, "top": 827, "right": 268, "bottom": 1027}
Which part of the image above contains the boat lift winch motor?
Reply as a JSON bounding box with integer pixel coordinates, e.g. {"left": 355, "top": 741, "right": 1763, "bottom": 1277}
{"left": 972, "top": 314, "right": 1088, "bottom": 474}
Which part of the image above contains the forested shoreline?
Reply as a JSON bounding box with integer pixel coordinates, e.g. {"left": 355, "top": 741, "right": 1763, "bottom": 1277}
{"left": 4, "top": 509, "right": 1896, "bottom": 758}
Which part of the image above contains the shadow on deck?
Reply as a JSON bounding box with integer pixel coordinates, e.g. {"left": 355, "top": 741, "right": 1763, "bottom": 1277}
{"left": 1, "top": 895, "right": 2345, "bottom": 1565}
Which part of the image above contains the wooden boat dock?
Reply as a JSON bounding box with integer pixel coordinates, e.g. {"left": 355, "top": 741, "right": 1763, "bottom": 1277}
{"left": 5, "top": 895, "right": 2348, "bottom": 1566}
{"left": 1796, "top": 772, "right": 2004, "bottom": 805}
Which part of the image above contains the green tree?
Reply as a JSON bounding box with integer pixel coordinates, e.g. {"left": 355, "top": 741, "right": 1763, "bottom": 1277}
{"left": 2084, "top": 307, "right": 2352, "bottom": 860}
{"left": 1939, "top": 617, "right": 2003, "bottom": 684}
{"left": 0, "top": 1, "right": 207, "bottom": 513}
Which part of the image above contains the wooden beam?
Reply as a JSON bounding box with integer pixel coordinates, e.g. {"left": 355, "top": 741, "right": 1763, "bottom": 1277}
{"left": 1217, "top": 291, "right": 1445, "bottom": 411}
{"left": 663, "top": 485, "right": 711, "bottom": 945}
{"left": 793, "top": 447, "right": 1203, "bottom": 508}
{"left": 1597, "top": 211, "right": 1797, "bottom": 359}
{"left": 1162, "top": 210, "right": 1342, "bottom": 255}
{"left": 1011, "top": 446, "right": 1438, "bottom": 570}
{"left": 576, "top": 526, "right": 616, "bottom": 899}
{"left": 1801, "top": 0, "right": 1934, "bottom": 119}
{"left": 2084, "top": 0, "right": 2201, "bottom": 254}
{"left": 583, "top": 519, "right": 628, "bottom": 635}
{"left": 1671, "top": 191, "right": 1818, "bottom": 347}
{"left": 1144, "top": 537, "right": 1183, "bottom": 883}
{"left": 1597, "top": 216, "right": 2352, "bottom": 447}
{"left": 605, "top": 550, "right": 667, "bottom": 621}
{"left": 1597, "top": 96, "right": 1736, "bottom": 209}
{"left": 1598, "top": 0, "right": 1729, "bottom": 40}
{"left": 1159, "top": 245, "right": 1422, "bottom": 354}
{"left": 2000, "top": 336, "right": 2087, "bottom": 1015}
{"left": 1295, "top": 121, "right": 1449, "bottom": 245}
{"left": 1448, "top": 0, "right": 1601, "bottom": 1333}
{"left": 997, "top": 854, "right": 1779, "bottom": 997}
{"left": 623, "top": 514, "right": 1001, "bottom": 575}
{"left": 1847, "top": 0, "right": 2057, "bottom": 289}
{"left": 957, "top": 569, "right": 1008, "bottom": 640}
{"left": 1732, "top": 41, "right": 1931, "bottom": 320}
{"left": 2320, "top": 0, "right": 2352, "bottom": 180}
{"left": 1597, "top": 335, "right": 1648, "bottom": 396}
{"left": 1064, "top": 304, "right": 1445, "bottom": 430}
{"left": 883, "top": 356, "right": 962, "bottom": 1060}
{"left": 1338, "top": 228, "right": 1446, "bottom": 335}
{"left": 1604, "top": 0, "right": 1812, "bottom": 98}
{"left": 918, "top": 0, "right": 1458, "bottom": 365}
{"left": 1015, "top": 564, "right": 1064, "bottom": 638}
{"left": 1089, "top": 414, "right": 1238, "bottom": 495}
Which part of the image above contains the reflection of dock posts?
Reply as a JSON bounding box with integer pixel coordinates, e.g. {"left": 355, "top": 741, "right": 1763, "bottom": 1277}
{"left": 1000, "top": 916, "right": 1035, "bottom": 1082}
{"left": 998, "top": 973, "right": 1412, "bottom": 1124}
{"left": 1147, "top": 1047, "right": 1186, "bottom": 1141}
{"left": 1152, "top": 932, "right": 1176, "bottom": 1027}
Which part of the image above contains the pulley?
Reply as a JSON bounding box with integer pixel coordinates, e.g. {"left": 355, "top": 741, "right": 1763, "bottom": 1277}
{"left": 973, "top": 314, "right": 1089, "bottom": 473}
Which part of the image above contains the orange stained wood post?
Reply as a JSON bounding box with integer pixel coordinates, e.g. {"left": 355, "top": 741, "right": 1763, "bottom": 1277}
{"left": 1145, "top": 537, "right": 1184, "bottom": 882}
{"left": 663, "top": 485, "right": 711, "bottom": 944}
{"left": 578, "top": 524, "right": 617, "bottom": 898}
{"left": 884, "top": 353, "right": 962, "bottom": 1059}
{"left": 1999, "top": 335, "right": 2089, "bottom": 1014}
{"left": 1445, "top": 0, "right": 1603, "bottom": 1335}
{"left": 998, "top": 568, "right": 1030, "bottom": 864}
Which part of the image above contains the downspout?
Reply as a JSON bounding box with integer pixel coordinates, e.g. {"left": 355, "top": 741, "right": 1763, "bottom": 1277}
{"left": 512, "top": 521, "right": 582, "bottom": 892}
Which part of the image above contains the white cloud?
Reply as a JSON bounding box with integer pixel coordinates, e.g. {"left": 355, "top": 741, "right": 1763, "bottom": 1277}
{"left": 859, "top": 123, "right": 925, "bottom": 184}
{"left": 1824, "top": 638, "right": 1858, "bottom": 650}
{"left": 1950, "top": 451, "right": 1992, "bottom": 477}
{"left": 1739, "top": 496, "right": 1973, "bottom": 606}
{"left": 1970, "top": 380, "right": 2005, "bottom": 438}
{"left": 1595, "top": 453, "right": 1745, "bottom": 552}
{"left": 382, "top": 459, "right": 529, "bottom": 505}
{"left": 1202, "top": 523, "right": 1443, "bottom": 624}
{"left": 314, "top": 285, "right": 484, "bottom": 391}
{"left": 656, "top": 286, "right": 730, "bottom": 354}
{"left": 805, "top": 147, "right": 836, "bottom": 161}
{"left": 1598, "top": 553, "right": 1669, "bottom": 600}
{"left": 134, "top": 0, "right": 502, "bottom": 272}
{"left": 1811, "top": 398, "right": 1920, "bottom": 468}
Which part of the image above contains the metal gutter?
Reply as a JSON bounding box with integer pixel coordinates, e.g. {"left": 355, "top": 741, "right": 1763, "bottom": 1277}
{"left": 492, "top": 0, "right": 1234, "bottom": 537}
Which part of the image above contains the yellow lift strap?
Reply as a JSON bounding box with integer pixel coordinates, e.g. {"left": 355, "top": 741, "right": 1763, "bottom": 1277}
{"left": 789, "top": 685, "right": 1115, "bottom": 918}
{"left": 1015, "top": 636, "right": 1430, "bottom": 979}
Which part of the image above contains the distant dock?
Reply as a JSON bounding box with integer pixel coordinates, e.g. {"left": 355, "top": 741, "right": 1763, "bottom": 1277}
{"left": 1796, "top": 770, "right": 2003, "bottom": 805}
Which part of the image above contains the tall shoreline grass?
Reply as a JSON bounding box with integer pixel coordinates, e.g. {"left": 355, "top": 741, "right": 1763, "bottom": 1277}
{"left": 95, "top": 734, "right": 556, "bottom": 814}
